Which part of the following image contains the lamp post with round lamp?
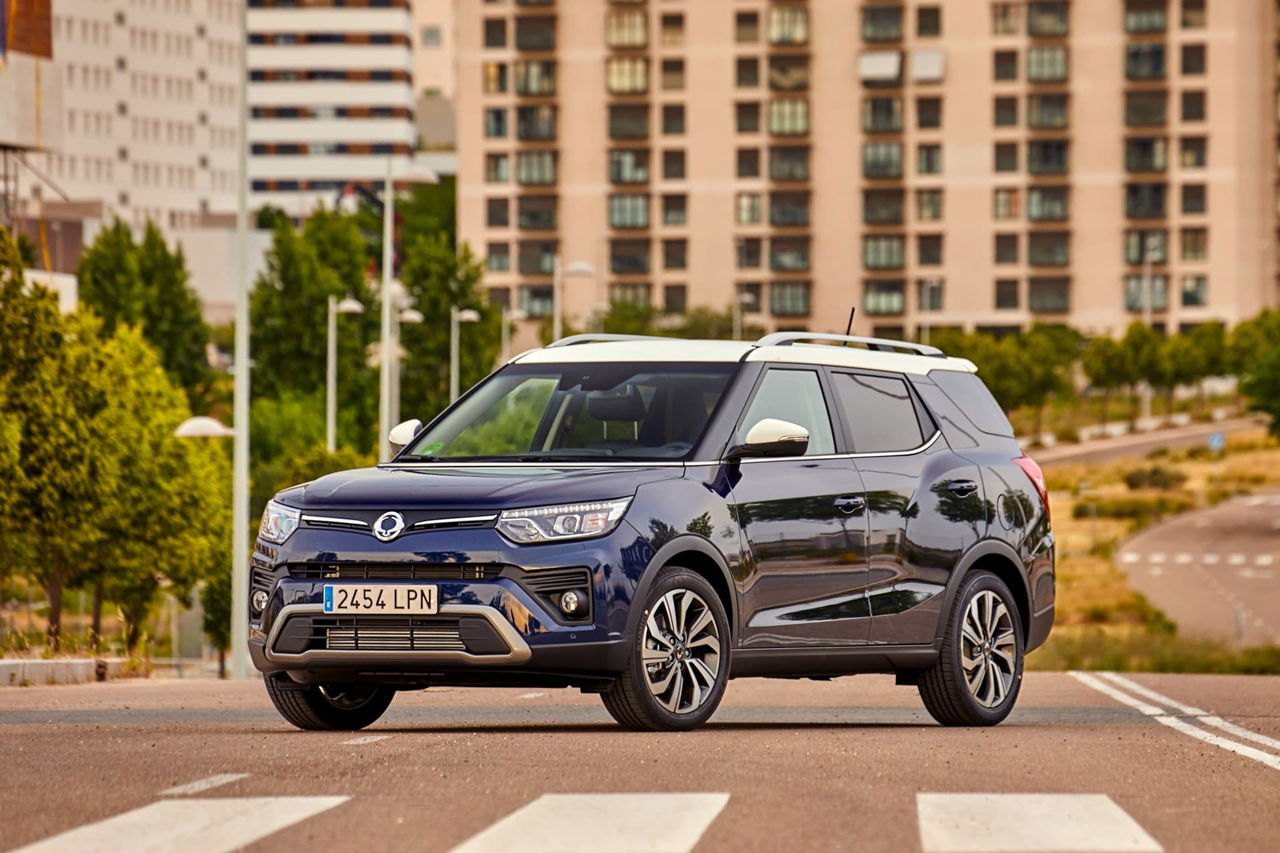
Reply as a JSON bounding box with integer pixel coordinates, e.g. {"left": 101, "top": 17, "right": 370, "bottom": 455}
{"left": 326, "top": 296, "right": 364, "bottom": 453}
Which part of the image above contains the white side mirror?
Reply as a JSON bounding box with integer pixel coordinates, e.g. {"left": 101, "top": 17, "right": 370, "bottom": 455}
{"left": 388, "top": 419, "right": 423, "bottom": 455}
{"left": 730, "top": 418, "right": 810, "bottom": 460}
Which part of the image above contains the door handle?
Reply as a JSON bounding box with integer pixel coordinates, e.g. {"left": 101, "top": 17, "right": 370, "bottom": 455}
{"left": 834, "top": 496, "right": 866, "bottom": 514}
{"left": 947, "top": 480, "right": 979, "bottom": 497}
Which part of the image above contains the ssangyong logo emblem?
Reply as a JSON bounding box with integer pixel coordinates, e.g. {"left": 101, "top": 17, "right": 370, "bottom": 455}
{"left": 373, "top": 511, "right": 406, "bottom": 542}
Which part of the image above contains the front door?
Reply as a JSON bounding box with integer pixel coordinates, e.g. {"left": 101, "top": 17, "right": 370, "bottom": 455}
{"left": 729, "top": 368, "right": 872, "bottom": 649}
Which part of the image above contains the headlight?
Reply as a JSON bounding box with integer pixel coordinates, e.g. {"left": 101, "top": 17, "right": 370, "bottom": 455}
{"left": 496, "top": 498, "right": 632, "bottom": 544}
{"left": 259, "top": 500, "right": 301, "bottom": 544}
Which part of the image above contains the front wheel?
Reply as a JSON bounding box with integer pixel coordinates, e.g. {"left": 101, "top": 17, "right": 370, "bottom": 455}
{"left": 265, "top": 674, "right": 395, "bottom": 731}
{"left": 918, "top": 570, "right": 1024, "bottom": 726}
{"left": 602, "top": 567, "right": 731, "bottom": 731}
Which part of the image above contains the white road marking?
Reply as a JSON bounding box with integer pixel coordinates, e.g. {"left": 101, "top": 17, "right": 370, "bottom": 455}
{"left": 1202, "top": 553, "right": 1220, "bottom": 565}
{"left": 1197, "top": 716, "right": 1280, "bottom": 753}
{"left": 1239, "top": 569, "right": 1275, "bottom": 580}
{"left": 12, "top": 796, "right": 349, "bottom": 853}
{"left": 916, "top": 793, "right": 1162, "bottom": 853}
{"left": 342, "top": 734, "right": 391, "bottom": 745}
{"left": 1097, "top": 672, "right": 1206, "bottom": 715}
{"left": 1245, "top": 496, "right": 1267, "bottom": 507}
{"left": 1254, "top": 554, "right": 1274, "bottom": 566}
{"left": 1068, "top": 672, "right": 1162, "bottom": 716}
{"left": 450, "top": 793, "right": 729, "bottom": 853}
{"left": 1148, "top": 553, "right": 1167, "bottom": 564}
{"left": 1229, "top": 554, "right": 1247, "bottom": 566}
{"left": 1173, "top": 553, "right": 1192, "bottom": 565}
{"left": 1154, "top": 717, "right": 1280, "bottom": 772}
{"left": 1148, "top": 567, "right": 1164, "bottom": 577}
{"left": 517, "top": 692, "right": 547, "bottom": 700}
{"left": 1120, "top": 552, "right": 1140, "bottom": 564}
{"left": 160, "top": 773, "right": 249, "bottom": 796}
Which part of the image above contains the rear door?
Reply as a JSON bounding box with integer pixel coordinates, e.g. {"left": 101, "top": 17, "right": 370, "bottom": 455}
{"left": 826, "top": 369, "right": 988, "bottom": 646}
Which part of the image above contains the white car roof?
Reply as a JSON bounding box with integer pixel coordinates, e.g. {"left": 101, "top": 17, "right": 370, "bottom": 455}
{"left": 510, "top": 335, "right": 978, "bottom": 376}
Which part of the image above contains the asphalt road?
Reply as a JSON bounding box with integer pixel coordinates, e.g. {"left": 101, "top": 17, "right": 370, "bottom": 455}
{"left": 1033, "top": 417, "right": 1263, "bottom": 466}
{"left": 1118, "top": 491, "right": 1280, "bottom": 648}
{"left": 2, "top": 672, "right": 1278, "bottom": 852}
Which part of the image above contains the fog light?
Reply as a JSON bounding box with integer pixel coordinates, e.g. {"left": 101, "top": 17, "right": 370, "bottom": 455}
{"left": 251, "top": 589, "right": 269, "bottom": 613}
{"left": 558, "top": 589, "right": 587, "bottom": 618}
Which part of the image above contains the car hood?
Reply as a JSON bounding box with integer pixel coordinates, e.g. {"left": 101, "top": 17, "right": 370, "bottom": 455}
{"left": 276, "top": 463, "right": 686, "bottom": 510}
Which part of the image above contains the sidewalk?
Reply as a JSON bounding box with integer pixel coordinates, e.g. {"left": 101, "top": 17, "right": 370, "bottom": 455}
{"left": 1032, "top": 415, "right": 1267, "bottom": 466}
{"left": 0, "top": 658, "right": 128, "bottom": 687}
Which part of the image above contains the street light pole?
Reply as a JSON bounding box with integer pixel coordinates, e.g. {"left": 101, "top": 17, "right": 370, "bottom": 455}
{"left": 450, "top": 307, "right": 482, "bottom": 402}
{"left": 326, "top": 296, "right": 364, "bottom": 453}
{"left": 551, "top": 255, "right": 562, "bottom": 342}
{"left": 1140, "top": 233, "right": 1158, "bottom": 423}
{"left": 378, "top": 159, "right": 394, "bottom": 461}
{"left": 230, "top": 0, "right": 251, "bottom": 679}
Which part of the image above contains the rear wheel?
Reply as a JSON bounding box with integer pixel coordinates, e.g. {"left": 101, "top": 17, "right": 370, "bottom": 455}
{"left": 918, "top": 570, "right": 1024, "bottom": 726}
{"left": 265, "top": 674, "right": 395, "bottom": 731}
{"left": 602, "top": 567, "right": 731, "bottom": 731}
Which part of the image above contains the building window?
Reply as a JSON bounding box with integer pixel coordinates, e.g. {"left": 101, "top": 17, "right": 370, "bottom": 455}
{"left": 517, "top": 195, "right": 557, "bottom": 230}
{"left": 487, "top": 242, "right": 510, "bottom": 272}
{"left": 1182, "top": 91, "right": 1205, "bottom": 121}
{"left": 1181, "top": 227, "right": 1207, "bottom": 261}
{"left": 864, "top": 235, "right": 905, "bottom": 270}
{"left": 768, "top": 98, "right": 809, "bottom": 135}
{"left": 995, "top": 234, "right": 1019, "bottom": 264}
{"left": 610, "top": 283, "right": 652, "bottom": 306}
{"left": 516, "top": 105, "right": 556, "bottom": 140}
{"left": 771, "top": 237, "right": 810, "bottom": 271}
{"left": 1029, "top": 186, "right": 1069, "bottom": 221}
{"left": 607, "top": 57, "right": 648, "bottom": 94}
{"left": 1027, "top": 46, "right": 1067, "bottom": 81}
{"left": 737, "top": 192, "right": 762, "bottom": 225}
{"left": 994, "top": 50, "right": 1018, "bottom": 80}
{"left": 863, "top": 5, "right": 903, "bottom": 41}
{"left": 662, "top": 105, "right": 685, "bottom": 135}
{"left": 664, "top": 284, "right": 687, "bottom": 314}
{"left": 518, "top": 241, "right": 557, "bottom": 276}
{"left": 770, "top": 191, "right": 809, "bottom": 227}
{"left": 918, "top": 6, "right": 942, "bottom": 37}
{"left": 737, "top": 148, "right": 761, "bottom": 178}
{"left": 483, "top": 62, "right": 508, "bottom": 93}
{"left": 995, "top": 279, "right": 1020, "bottom": 309}
{"left": 1182, "top": 0, "right": 1206, "bottom": 29}
{"left": 1029, "top": 232, "right": 1070, "bottom": 266}
{"left": 863, "top": 97, "right": 903, "bottom": 132}
{"left": 1028, "top": 140, "right": 1068, "bottom": 174}
{"left": 736, "top": 58, "right": 760, "bottom": 88}
{"left": 994, "top": 142, "right": 1018, "bottom": 172}
{"left": 515, "top": 16, "right": 555, "bottom": 51}
{"left": 661, "top": 13, "right": 684, "bottom": 47}
{"left": 1029, "top": 277, "right": 1070, "bottom": 313}
{"left": 769, "top": 55, "right": 809, "bottom": 91}
{"left": 918, "top": 189, "right": 943, "bottom": 221}
{"left": 610, "top": 239, "right": 650, "bottom": 275}
{"left": 487, "top": 197, "right": 509, "bottom": 227}
{"left": 917, "top": 97, "right": 942, "bottom": 129}
{"left": 864, "top": 142, "right": 903, "bottom": 178}
{"left": 662, "top": 149, "right": 686, "bottom": 179}
{"left": 771, "top": 281, "right": 811, "bottom": 317}
{"left": 1180, "top": 137, "right": 1207, "bottom": 168}
{"left": 1181, "top": 44, "right": 1205, "bottom": 75}
{"left": 992, "top": 3, "right": 1020, "bottom": 35}
{"left": 1126, "top": 137, "right": 1167, "bottom": 172}
{"left": 485, "top": 153, "right": 509, "bottom": 182}
{"left": 663, "top": 194, "right": 687, "bottom": 225}
{"left": 768, "top": 6, "right": 809, "bottom": 45}
{"left": 661, "top": 59, "right": 685, "bottom": 91}
{"left": 663, "top": 239, "right": 687, "bottom": 270}
{"left": 917, "top": 144, "right": 942, "bottom": 174}
{"left": 918, "top": 235, "right": 943, "bottom": 266}
{"left": 1027, "top": 2, "right": 1068, "bottom": 36}
{"left": 1126, "top": 91, "right": 1167, "bottom": 126}
{"left": 1181, "top": 275, "right": 1207, "bottom": 306}
{"left": 609, "top": 149, "right": 650, "bottom": 183}
{"left": 994, "top": 188, "right": 1019, "bottom": 219}
{"left": 484, "top": 108, "right": 508, "bottom": 137}
{"left": 1028, "top": 93, "right": 1068, "bottom": 128}
{"left": 995, "top": 96, "right": 1018, "bottom": 126}
{"left": 609, "top": 193, "right": 649, "bottom": 229}
{"left": 736, "top": 102, "right": 761, "bottom": 133}
{"left": 865, "top": 279, "right": 905, "bottom": 315}
{"left": 1125, "top": 0, "right": 1166, "bottom": 33}
{"left": 864, "top": 189, "right": 904, "bottom": 224}
{"left": 1182, "top": 184, "right": 1206, "bottom": 214}
{"left": 516, "top": 150, "right": 557, "bottom": 184}
{"left": 917, "top": 279, "right": 945, "bottom": 312}
{"left": 770, "top": 145, "right": 810, "bottom": 180}
{"left": 736, "top": 12, "right": 759, "bottom": 43}
{"left": 515, "top": 60, "right": 556, "bottom": 95}
{"left": 1125, "top": 228, "right": 1167, "bottom": 264}
{"left": 487, "top": 286, "right": 511, "bottom": 309}
{"left": 609, "top": 105, "right": 649, "bottom": 140}
{"left": 738, "top": 282, "right": 763, "bottom": 312}
{"left": 519, "top": 285, "right": 554, "bottom": 317}
{"left": 484, "top": 18, "right": 506, "bottom": 48}
{"left": 737, "top": 238, "right": 762, "bottom": 269}
{"left": 1126, "top": 183, "right": 1167, "bottom": 218}
{"left": 1126, "top": 44, "right": 1165, "bottom": 80}
{"left": 1124, "top": 275, "right": 1169, "bottom": 312}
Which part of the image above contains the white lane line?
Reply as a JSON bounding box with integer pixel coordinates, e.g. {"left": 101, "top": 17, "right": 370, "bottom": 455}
{"left": 517, "top": 692, "right": 547, "bottom": 700}
{"left": 1173, "top": 553, "right": 1192, "bottom": 565}
{"left": 1229, "top": 554, "right": 1247, "bottom": 566}
{"left": 1120, "top": 552, "right": 1140, "bottom": 564}
{"left": 1245, "top": 496, "right": 1268, "bottom": 507}
{"left": 12, "top": 796, "right": 349, "bottom": 853}
{"left": 916, "top": 793, "right": 1162, "bottom": 853}
{"left": 1255, "top": 554, "right": 1274, "bottom": 566}
{"left": 1097, "top": 672, "right": 1206, "bottom": 716}
{"left": 450, "top": 793, "right": 729, "bottom": 853}
{"left": 1197, "top": 716, "right": 1280, "bottom": 753}
{"left": 160, "top": 773, "right": 250, "bottom": 796}
{"left": 1203, "top": 553, "right": 1220, "bottom": 565}
{"left": 1068, "top": 672, "right": 1162, "bottom": 715}
{"left": 1154, "top": 717, "right": 1280, "bottom": 772}
{"left": 1148, "top": 567, "right": 1164, "bottom": 577}
{"left": 1148, "top": 553, "right": 1167, "bottom": 564}
{"left": 342, "top": 734, "right": 391, "bottom": 745}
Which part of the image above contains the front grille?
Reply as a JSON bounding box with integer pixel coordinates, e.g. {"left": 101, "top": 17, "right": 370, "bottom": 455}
{"left": 287, "top": 563, "right": 505, "bottom": 582}
{"left": 321, "top": 617, "right": 466, "bottom": 652}
{"left": 524, "top": 568, "right": 592, "bottom": 594}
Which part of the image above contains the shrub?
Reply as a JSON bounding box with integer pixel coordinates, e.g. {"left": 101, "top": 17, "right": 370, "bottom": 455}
{"left": 1072, "top": 495, "right": 1193, "bottom": 524}
{"left": 1123, "top": 466, "right": 1188, "bottom": 491}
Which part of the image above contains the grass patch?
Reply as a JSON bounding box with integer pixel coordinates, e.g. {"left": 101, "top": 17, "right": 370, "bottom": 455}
{"left": 1029, "top": 626, "right": 1280, "bottom": 674}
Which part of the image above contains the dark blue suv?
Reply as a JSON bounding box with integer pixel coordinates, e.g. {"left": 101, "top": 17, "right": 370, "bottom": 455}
{"left": 250, "top": 333, "right": 1054, "bottom": 731}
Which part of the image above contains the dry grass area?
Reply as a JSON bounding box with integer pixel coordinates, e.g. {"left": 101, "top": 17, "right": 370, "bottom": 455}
{"left": 1029, "top": 429, "right": 1280, "bottom": 672}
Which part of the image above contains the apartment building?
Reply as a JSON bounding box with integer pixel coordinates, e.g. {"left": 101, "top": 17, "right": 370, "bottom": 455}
{"left": 247, "top": 0, "right": 418, "bottom": 213}
{"left": 456, "top": 0, "right": 1277, "bottom": 346}
{"left": 413, "top": 0, "right": 456, "bottom": 149}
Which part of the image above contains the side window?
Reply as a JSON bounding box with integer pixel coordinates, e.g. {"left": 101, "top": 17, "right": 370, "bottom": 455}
{"left": 928, "top": 369, "right": 1014, "bottom": 437}
{"left": 831, "top": 372, "right": 926, "bottom": 453}
{"left": 736, "top": 369, "right": 835, "bottom": 456}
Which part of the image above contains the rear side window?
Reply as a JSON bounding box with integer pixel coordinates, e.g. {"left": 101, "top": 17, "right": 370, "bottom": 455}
{"left": 736, "top": 369, "right": 836, "bottom": 455}
{"left": 929, "top": 370, "right": 1014, "bottom": 437}
{"left": 831, "top": 373, "right": 926, "bottom": 453}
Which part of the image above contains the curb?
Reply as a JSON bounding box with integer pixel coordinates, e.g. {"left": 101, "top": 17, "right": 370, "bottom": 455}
{"left": 0, "top": 658, "right": 128, "bottom": 686}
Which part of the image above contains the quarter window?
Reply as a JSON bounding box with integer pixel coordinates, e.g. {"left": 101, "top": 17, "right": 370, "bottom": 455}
{"left": 831, "top": 373, "right": 926, "bottom": 454}
{"left": 736, "top": 370, "right": 834, "bottom": 456}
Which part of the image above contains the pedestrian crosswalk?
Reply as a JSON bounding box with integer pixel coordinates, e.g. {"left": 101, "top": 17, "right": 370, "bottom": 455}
{"left": 916, "top": 793, "right": 1162, "bottom": 853}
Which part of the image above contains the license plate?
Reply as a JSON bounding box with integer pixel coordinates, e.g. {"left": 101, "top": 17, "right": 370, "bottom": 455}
{"left": 323, "top": 584, "right": 438, "bottom": 615}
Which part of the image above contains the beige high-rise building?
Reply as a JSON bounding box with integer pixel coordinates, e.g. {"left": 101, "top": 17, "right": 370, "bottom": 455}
{"left": 456, "top": 0, "right": 1277, "bottom": 349}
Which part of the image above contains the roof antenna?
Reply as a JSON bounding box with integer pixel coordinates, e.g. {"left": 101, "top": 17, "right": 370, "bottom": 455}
{"left": 843, "top": 306, "right": 856, "bottom": 345}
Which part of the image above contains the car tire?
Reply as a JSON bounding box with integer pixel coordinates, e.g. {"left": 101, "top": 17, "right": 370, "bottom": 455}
{"left": 601, "top": 567, "right": 731, "bottom": 732}
{"left": 264, "top": 674, "right": 395, "bottom": 731}
{"left": 918, "top": 570, "right": 1024, "bottom": 727}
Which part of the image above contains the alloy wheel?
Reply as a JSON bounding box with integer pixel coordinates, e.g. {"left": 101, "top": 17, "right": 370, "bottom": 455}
{"left": 641, "top": 588, "right": 722, "bottom": 715}
{"left": 960, "top": 590, "right": 1017, "bottom": 708}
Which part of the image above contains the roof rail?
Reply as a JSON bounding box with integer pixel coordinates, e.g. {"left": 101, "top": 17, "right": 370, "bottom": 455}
{"left": 544, "top": 333, "right": 676, "bottom": 348}
{"left": 755, "top": 332, "right": 946, "bottom": 358}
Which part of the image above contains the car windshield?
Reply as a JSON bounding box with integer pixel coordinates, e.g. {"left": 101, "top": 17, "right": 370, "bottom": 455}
{"left": 403, "top": 362, "right": 739, "bottom": 461}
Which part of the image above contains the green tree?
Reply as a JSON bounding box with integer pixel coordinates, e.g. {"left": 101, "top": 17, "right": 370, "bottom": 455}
{"left": 75, "top": 220, "right": 145, "bottom": 335}
{"left": 1081, "top": 336, "right": 1126, "bottom": 425}
{"left": 1157, "top": 334, "right": 1206, "bottom": 414}
{"left": 1015, "top": 325, "right": 1078, "bottom": 436}
{"left": 1241, "top": 339, "right": 1280, "bottom": 439}
{"left": 136, "top": 224, "right": 212, "bottom": 410}
{"left": 1120, "top": 322, "right": 1162, "bottom": 425}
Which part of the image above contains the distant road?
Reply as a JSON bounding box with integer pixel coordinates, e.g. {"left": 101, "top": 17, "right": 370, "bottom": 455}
{"left": 1036, "top": 417, "right": 1265, "bottom": 466}
{"left": 2, "top": 674, "right": 1279, "bottom": 851}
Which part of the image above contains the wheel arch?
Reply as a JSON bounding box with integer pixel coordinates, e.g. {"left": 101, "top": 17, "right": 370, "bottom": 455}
{"left": 624, "top": 535, "right": 738, "bottom": 643}
{"left": 938, "top": 539, "right": 1032, "bottom": 644}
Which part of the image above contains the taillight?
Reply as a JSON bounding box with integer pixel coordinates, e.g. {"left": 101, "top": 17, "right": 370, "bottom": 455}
{"left": 1014, "top": 452, "right": 1050, "bottom": 523}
